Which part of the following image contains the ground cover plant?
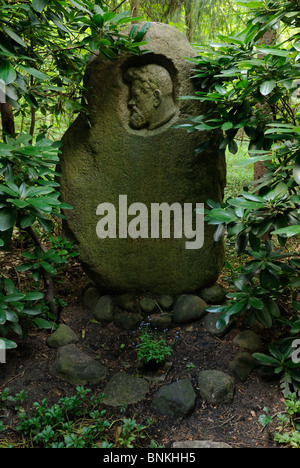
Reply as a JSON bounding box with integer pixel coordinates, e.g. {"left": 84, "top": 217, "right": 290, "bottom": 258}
{"left": 0, "top": 385, "right": 160, "bottom": 448}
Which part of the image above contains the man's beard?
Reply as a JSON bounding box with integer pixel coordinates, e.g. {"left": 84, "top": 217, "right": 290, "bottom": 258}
{"left": 130, "top": 107, "right": 149, "bottom": 130}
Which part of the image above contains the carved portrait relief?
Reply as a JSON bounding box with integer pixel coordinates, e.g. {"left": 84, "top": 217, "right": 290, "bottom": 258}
{"left": 124, "top": 63, "right": 177, "bottom": 131}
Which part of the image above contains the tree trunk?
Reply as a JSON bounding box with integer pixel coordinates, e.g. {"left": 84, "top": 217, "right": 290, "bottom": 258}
{"left": 130, "top": 0, "right": 139, "bottom": 18}
{"left": 184, "top": 0, "right": 194, "bottom": 42}
{"left": 0, "top": 102, "right": 15, "bottom": 140}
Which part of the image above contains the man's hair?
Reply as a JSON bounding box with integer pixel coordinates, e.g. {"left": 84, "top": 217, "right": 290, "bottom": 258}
{"left": 124, "top": 64, "right": 173, "bottom": 96}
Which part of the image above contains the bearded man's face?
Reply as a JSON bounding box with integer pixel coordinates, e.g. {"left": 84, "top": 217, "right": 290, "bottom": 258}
{"left": 128, "top": 81, "right": 156, "bottom": 130}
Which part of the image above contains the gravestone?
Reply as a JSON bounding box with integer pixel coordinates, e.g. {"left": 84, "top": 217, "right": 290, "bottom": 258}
{"left": 60, "top": 22, "right": 226, "bottom": 295}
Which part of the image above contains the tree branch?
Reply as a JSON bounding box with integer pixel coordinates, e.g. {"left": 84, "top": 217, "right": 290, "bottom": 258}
{"left": 24, "top": 226, "right": 61, "bottom": 322}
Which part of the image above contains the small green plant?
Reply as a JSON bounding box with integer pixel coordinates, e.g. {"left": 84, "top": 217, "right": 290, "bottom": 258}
{"left": 136, "top": 323, "right": 172, "bottom": 365}
{"left": 259, "top": 393, "right": 300, "bottom": 448}
{"left": 0, "top": 386, "right": 159, "bottom": 448}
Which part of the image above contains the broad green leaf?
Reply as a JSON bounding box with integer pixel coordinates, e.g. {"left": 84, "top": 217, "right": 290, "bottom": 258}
{"left": 41, "top": 261, "right": 57, "bottom": 274}
{"left": 102, "top": 12, "right": 116, "bottom": 22}
{"left": 32, "top": 0, "right": 49, "bottom": 12}
{"left": 2, "top": 26, "right": 27, "bottom": 48}
{"left": 222, "top": 122, "right": 233, "bottom": 131}
{"left": 5, "top": 310, "right": 19, "bottom": 323}
{"left": 22, "top": 308, "right": 42, "bottom": 316}
{"left": 265, "top": 300, "right": 280, "bottom": 318}
{"left": 207, "top": 208, "right": 238, "bottom": 223}
{"left": 0, "top": 306, "right": 6, "bottom": 325}
{"left": 3, "top": 292, "right": 25, "bottom": 302}
{"left": 4, "top": 278, "right": 15, "bottom": 294}
{"left": 228, "top": 139, "right": 238, "bottom": 154}
{"left": 24, "top": 292, "right": 44, "bottom": 301}
{"left": 260, "top": 80, "right": 276, "bottom": 96}
{"left": 13, "top": 200, "right": 29, "bottom": 208}
{"left": 227, "top": 197, "right": 264, "bottom": 210}
{"left": 294, "top": 42, "right": 300, "bottom": 52}
{"left": 26, "top": 186, "right": 54, "bottom": 197}
{"left": 33, "top": 317, "right": 54, "bottom": 329}
{"left": 249, "top": 297, "right": 264, "bottom": 310}
{"left": 20, "top": 214, "right": 36, "bottom": 229}
{"left": 19, "top": 66, "right": 49, "bottom": 81}
{"left": 260, "top": 269, "right": 280, "bottom": 289}
{"left": 272, "top": 225, "right": 300, "bottom": 237}
{"left": 0, "top": 338, "right": 17, "bottom": 349}
{"left": 253, "top": 352, "right": 281, "bottom": 366}
{"left": 293, "top": 164, "right": 300, "bottom": 184}
{"left": 0, "top": 208, "right": 17, "bottom": 231}
{"left": 0, "top": 62, "right": 16, "bottom": 85}
{"left": 205, "top": 305, "right": 228, "bottom": 314}
{"left": 257, "top": 47, "right": 290, "bottom": 57}
{"left": 92, "top": 14, "right": 104, "bottom": 27}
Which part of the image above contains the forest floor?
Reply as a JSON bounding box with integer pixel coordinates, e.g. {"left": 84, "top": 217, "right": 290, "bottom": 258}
{"left": 0, "top": 253, "right": 288, "bottom": 449}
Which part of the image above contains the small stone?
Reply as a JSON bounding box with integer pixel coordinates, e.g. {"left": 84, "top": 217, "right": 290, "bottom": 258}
{"left": 158, "top": 295, "right": 174, "bottom": 310}
{"left": 199, "top": 283, "right": 227, "bottom": 304}
{"left": 228, "top": 352, "right": 255, "bottom": 382}
{"left": 203, "top": 312, "right": 231, "bottom": 337}
{"left": 150, "top": 313, "right": 172, "bottom": 330}
{"left": 114, "top": 311, "right": 142, "bottom": 330}
{"left": 172, "top": 440, "right": 232, "bottom": 449}
{"left": 115, "top": 293, "right": 138, "bottom": 312}
{"left": 198, "top": 370, "right": 235, "bottom": 405}
{"left": 83, "top": 286, "right": 101, "bottom": 309}
{"left": 46, "top": 324, "right": 78, "bottom": 348}
{"left": 233, "top": 330, "right": 263, "bottom": 352}
{"left": 173, "top": 295, "right": 207, "bottom": 324}
{"left": 50, "top": 344, "right": 107, "bottom": 385}
{"left": 152, "top": 379, "right": 196, "bottom": 418}
{"left": 103, "top": 372, "right": 149, "bottom": 407}
{"left": 93, "top": 295, "right": 114, "bottom": 322}
{"left": 139, "top": 297, "right": 157, "bottom": 314}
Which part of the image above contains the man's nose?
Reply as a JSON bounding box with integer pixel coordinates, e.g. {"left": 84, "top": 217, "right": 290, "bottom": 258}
{"left": 128, "top": 98, "right": 135, "bottom": 108}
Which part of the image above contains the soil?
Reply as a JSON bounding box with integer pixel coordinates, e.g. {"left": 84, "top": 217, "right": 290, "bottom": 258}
{"left": 0, "top": 258, "right": 287, "bottom": 449}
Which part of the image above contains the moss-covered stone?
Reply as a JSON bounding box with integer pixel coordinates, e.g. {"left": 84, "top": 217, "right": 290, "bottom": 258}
{"left": 60, "top": 22, "right": 226, "bottom": 295}
{"left": 46, "top": 324, "right": 78, "bottom": 348}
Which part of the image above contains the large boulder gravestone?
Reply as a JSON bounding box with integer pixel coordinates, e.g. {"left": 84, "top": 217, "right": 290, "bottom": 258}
{"left": 60, "top": 22, "right": 226, "bottom": 295}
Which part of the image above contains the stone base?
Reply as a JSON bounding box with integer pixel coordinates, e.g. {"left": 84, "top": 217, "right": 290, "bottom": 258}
{"left": 83, "top": 282, "right": 227, "bottom": 331}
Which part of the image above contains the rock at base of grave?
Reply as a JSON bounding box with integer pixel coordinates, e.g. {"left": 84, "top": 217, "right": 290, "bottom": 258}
{"left": 172, "top": 440, "right": 232, "bottom": 448}
{"left": 203, "top": 312, "right": 231, "bottom": 337}
{"left": 103, "top": 372, "right": 149, "bottom": 407}
{"left": 83, "top": 286, "right": 101, "bottom": 309}
{"left": 197, "top": 370, "right": 234, "bottom": 405}
{"left": 115, "top": 293, "right": 139, "bottom": 312}
{"left": 139, "top": 297, "right": 157, "bottom": 314}
{"left": 233, "top": 330, "right": 263, "bottom": 352}
{"left": 50, "top": 344, "right": 107, "bottom": 385}
{"left": 199, "top": 283, "right": 227, "bottom": 304}
{"left": 46, "top": 324, "right": 78, "bottom": 348}
{"left": 158, "top": 295, "right": 174, "bottom": 310}
{"left": 149, "top": 312, "right": 172, "bottom": 330}
{"left": 152, "top": 379, "right": 196, "bottom": 418}
{"left": 113, "top": 311, "right": 143, "bottom": 330}
{"left": 59, "top": 21, "right": 226, "bottom": 296}
{"left": 93, "top": 295, "right": 114, "bottom": 322}
{"left": 228, "top": 352, "right": 256, "bottom": 382}
{"left": 173, "top": 295, "right": 207, "bottom": 324}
